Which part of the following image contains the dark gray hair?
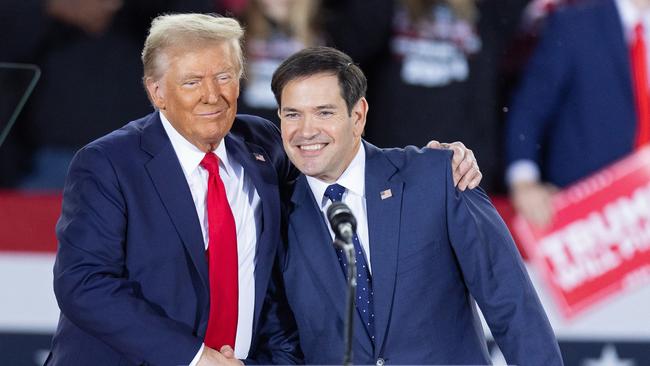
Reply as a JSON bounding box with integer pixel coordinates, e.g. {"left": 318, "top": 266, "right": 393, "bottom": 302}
{"left": 271, "top": 46, "right": 367, "bottom": 115}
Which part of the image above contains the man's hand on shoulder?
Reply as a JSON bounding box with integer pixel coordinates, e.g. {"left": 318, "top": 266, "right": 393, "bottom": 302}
{"left": 197, "top": 346, "right": 243, "bottom": 366}
{"left": 427, "top": 140, "right": 482, "bottom": 190}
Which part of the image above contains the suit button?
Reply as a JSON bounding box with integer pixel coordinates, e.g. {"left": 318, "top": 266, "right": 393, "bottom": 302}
{"left": 376, "top": 358, "right": 385, "bottom": 366}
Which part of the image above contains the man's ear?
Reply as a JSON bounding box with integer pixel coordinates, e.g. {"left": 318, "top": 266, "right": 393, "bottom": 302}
{"left": 144, "top": 77, "right": 166, "bottom": 110}
{"left": 351, "top": 97, "right": 368, "bottom": 137}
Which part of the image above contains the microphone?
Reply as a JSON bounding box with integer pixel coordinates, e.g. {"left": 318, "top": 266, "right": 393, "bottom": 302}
{"left": 327, "top": 201, "right": 357, "bottom": 366}
{"left": 327, "top": 202, "right": 357, "bottom": 243}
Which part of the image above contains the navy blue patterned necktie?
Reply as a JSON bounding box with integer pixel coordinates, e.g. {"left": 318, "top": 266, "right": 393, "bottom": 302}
{"left": 324, "top": 184, "right": 375, "bottom": 343}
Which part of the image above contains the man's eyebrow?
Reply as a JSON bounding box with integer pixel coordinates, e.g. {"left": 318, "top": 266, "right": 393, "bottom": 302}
{"left": 178, "top": 68, "right": 235, "bottom": 80}
{"left": 315, "top": 104, "right": 337, "bottom": 110}
{"left": 280, "top": 104, "right": 338, "bottom": 113}
{"left": 178, "top": 72, "right": 202, "bottom": 80}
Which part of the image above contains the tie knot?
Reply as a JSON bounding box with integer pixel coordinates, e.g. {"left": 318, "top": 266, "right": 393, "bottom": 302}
{"left": 200, "top": 152, "right": 221, "bottom": 176}
{"left": 636, "top": 22, "right": 645, "bottom": 39}
{"left": 324, "top": 184, "right": 346, "bottom": 203}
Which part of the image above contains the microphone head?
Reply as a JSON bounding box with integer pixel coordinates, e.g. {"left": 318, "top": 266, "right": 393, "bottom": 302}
{"left": 327, "top": 202, "right": 357, "bottom": 240}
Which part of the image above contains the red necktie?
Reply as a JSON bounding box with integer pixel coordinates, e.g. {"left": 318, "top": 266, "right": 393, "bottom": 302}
{"left": 630, "top": 23, "right": 650, "bottom": 148}
{"left": 200, "top": 152, "right": 238, "bottom": 350}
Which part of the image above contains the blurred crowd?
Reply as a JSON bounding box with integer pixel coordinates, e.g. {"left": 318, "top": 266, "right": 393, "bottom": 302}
{"left": 1, "top": 0, "right": 648, "bottom": 227}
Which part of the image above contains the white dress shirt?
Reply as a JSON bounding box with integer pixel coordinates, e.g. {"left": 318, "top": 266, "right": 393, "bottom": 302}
{"left": 507, "top": 0, "right": 650, "bottom": 187}
{"left": 617, "top": 0, "right": 650, "bottom": 44}
{"left": 306, "top": 144, "right": 372, "bottom": 273}
{"left": 160, "top": 112, "right": 260, "bottom": 364}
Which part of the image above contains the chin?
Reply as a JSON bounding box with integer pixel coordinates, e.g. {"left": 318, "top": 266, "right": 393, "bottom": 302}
{"left": 201, "top": 126, "right": 226, "bottom": 140}
{"left": 299, "top": 163, "right": 323, "bottom": 178}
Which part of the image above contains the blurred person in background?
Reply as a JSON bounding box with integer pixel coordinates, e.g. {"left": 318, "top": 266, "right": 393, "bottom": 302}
{"left": 505, "top": 0, "right": 650, "bottom": 227}
{"left": 238, "top": 0, "right": 322, "bottom": 125}
{"left": 323, "top": 0, "right": 528, "bottom": 194}
{"left": 0, "top": 0, "right": 214, "bottom": 189}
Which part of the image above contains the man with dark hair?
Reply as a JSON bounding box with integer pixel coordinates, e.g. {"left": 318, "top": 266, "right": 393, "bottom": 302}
{"left": 269, "top": 46, "right": 564, "bottom": 365}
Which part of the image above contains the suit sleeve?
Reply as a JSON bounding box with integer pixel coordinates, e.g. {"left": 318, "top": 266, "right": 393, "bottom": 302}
{"left": 505, "top": 11, "right": 572, "bottom": 167}
{"left": 53, "top": 145, "right": 202, "bottom": 365}
{"left": 443, "top": 157, "right": 564, "bottom": 366}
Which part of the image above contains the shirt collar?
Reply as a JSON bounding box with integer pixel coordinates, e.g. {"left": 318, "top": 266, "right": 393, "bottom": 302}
{"left": 616, "top": 0, "right": 650, "bottom": 41}
{"left": 306, "top": 142, "right": 366, "bottom": 208}
{"left": 159, "top": 111, "right": 234, "bottom": 178}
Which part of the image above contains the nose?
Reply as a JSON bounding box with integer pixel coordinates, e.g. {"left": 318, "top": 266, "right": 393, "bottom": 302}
{"left": 201, "top": 79, "right": 220, "bottom": 104}
{"left": 297, "top": 115, "right": 319, "bottom": 139}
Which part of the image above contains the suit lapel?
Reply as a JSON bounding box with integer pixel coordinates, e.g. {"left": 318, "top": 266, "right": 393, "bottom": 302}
{"left": 290, "top": 176, "right": 347, "bottom": 310}
{"left": 364, "top": 142, "right": 403, "bottom": 356}
{"left": 141, "top": 114, "right": 282, "bottom": 339}
{"left": 141, "top": 113, "right": 209, "bottom": 293}
{"left": 224, "top": 133, "right": 279, "bottom": 335}
{"left": 289, "top": 176, "right": 373, "bottom": 355}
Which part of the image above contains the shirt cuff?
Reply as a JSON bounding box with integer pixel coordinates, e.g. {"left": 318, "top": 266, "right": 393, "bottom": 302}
{"left": 506, "top": 159, "right": 541, "bottom": 187}
{"left": 189, "top": 343, "right": 205, "bottom": 366}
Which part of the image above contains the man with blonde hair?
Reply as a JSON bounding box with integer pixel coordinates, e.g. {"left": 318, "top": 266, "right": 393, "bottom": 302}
{"left": 46, "top": 13, "right": 298, "bottom": 366}
{"left": 46, "top": 13, "right": 480, "bottom": 366}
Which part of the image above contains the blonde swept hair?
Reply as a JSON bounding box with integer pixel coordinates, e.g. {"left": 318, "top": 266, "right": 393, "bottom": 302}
{"left": 141, "top": 13, "right": 245, "bottom": 81}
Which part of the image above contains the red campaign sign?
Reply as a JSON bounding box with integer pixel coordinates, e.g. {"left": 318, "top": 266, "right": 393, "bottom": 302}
{"left": 514, "top": 146, "right": 650, "bottom": 318}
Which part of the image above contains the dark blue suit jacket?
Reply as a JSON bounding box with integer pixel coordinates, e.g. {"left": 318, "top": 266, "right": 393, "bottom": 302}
{"left": 505, "top": 0, "right": 636, "bottom": 187}
{"left": 281, "top": 142, "right": 563, "bottom": 365}
{"left": 46, "top": 113, "right": 300, "bottom": 365}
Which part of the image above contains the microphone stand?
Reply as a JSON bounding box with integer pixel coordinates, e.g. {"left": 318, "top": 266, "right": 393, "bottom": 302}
{"left": 334, "top": 237, "right": 357, "bottom": 366}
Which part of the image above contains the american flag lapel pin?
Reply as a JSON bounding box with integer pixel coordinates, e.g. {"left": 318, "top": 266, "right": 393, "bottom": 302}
{"left": 380, "top": 189, "right": 392, "bottom": 200}
{"left": 253, "top": 153, "right": 266, "bottom": 162}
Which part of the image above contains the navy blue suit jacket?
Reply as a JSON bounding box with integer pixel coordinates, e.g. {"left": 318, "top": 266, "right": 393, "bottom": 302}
{"left": 506, "top": 0, "right": 636, "bottom": 187}
{"left": 46, "top": 113, "right": 299, "bottom": 365}
{"left": 281, "top": 142, "right": 563, "bottom": 365}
